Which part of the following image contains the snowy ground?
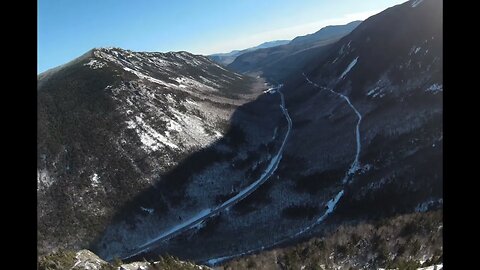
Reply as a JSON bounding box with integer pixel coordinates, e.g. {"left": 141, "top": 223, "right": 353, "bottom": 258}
{"left": 204, "top": 74, "right": 365, "bottom": 266}
{"left": 122, "top": 84, "right": 292, "bottom": 260}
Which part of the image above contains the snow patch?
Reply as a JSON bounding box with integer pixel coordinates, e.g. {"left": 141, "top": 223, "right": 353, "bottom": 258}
{"left": 91, "top": 173, "right": 100, "bottom": 188}
{"left": 367, "top": 87, "right": 379, "bottom": 96}
{"left": 185, "top": 99, "right": 198, "bottom": 106}
{"left": 411, "top": 0, "right": 424, "bottom": 7}
{"left": 367, "top": 86, "right": 386, "bottom": 98}
{"left": 126, "top": 119, "right": 136, "bottom": 129}
{"left": 72, "top": 250, "right": 107, "bottom": 270}
{"left": 339, "top": 57, "right": 359, "bottom": 80}
{"left": 293, "top": 190, "right": 345, "bottom": 237}
{"left": 174, "top": 76, "right": 216, "bottom": 92}
{"left": 165, "top": 93, "right": 176, "bottom": 104}
{"left": 426, "top": 83, "right": 443, "bottom": 94}
{"left": 170, "top": 107, "right": 208, "bottom": 137}
{"left": 37, "top": 169, "right": 54, "bottom": 189}
{"left": 84, "top": 59, "right": 106, "bottom": 69}
{"left": 120, "top": 261, "right": 150, "bottom": 270}
{"left": 140, "top": 207, "right": 154, "bottom": 214}
{"left": 165, "top": 118, "right": 183, "bottom": 132}
{"left": 122, "top": 67, "right": 172, "bottom": 86}
{"left": 174, "top": 77, "right": 188, "bottom": 88}
{"left": 324, "top": 191, "right": 344, "bottom": 217}
{"left": 415, "top": 198, "right": 443, "bottom": 212}
{"left": 206, "top": 255, "right": 235, "bottom": 266}
{"left": 409, "top": 46, "right": 422, "bottom": 55}
{"left": 264, "top": 87, "right": 277, "bottom": 94}
{"left": 417, "top": 264, "right": 443, "bottom": 270}
{"left": 338, "top": 41, "right": 352, "bottom": 55}
{"left": 125, "top": 116, "right": 179, "bottom": 151}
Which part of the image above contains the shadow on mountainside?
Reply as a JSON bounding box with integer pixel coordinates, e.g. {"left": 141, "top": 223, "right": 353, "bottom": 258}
{"left": 49, "top": 0, "right": 443, "bottom": 264}
{"left": 87, "top": 79, "right": 289, "bottom": 262}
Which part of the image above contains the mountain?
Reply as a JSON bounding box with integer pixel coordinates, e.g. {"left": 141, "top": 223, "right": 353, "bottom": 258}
{"left": 200, "top": 0, "right": 441, "bottom": 266}
{"left": 272, "top": 0, "right": 442, "bottom": 251}
{"left": 254, "top": 40, "right": 292, "bottom": 49}
{"left": 207, "top": 40, "right": 290, "bottom": 65}
{"left": 38, "top": 0, "right": 442, "bottom": 268}
{"left": 227, "top": 20, "right": 362, "bottom": 82}
{"left": 98, "top": 0, "right": 441, "bottom": 263}
{"left": 289, "top": 20, "right": 362, "bottom": 46}
{"left": 37, "top": 47, "right": 277, "bottom": 255}
{"left": 122, "top": 0, "right": 440, "bottom": 265}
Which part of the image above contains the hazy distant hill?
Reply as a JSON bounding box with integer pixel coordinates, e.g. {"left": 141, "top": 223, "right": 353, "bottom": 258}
{"left": 208, "top": 40, "right": 290, "bottom": 65}
{"left": 228, "top": 21, "right": 362, "bottom": 82}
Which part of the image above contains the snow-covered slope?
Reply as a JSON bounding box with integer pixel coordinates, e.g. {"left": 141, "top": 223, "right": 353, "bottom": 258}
{"left": 142, "top": 0, "right": 442, "bottom": 264}
{"left": 274, "top": 0, "right": 442, "bottom": 240}
{"left": 37, "top": 47, "right": 276, "bottom": 255}
{"left": 37, "top": 0, "right": 442, "bottom": 265}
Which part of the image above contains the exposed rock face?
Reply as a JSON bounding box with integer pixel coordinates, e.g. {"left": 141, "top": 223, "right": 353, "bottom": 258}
{"left": 38, "top": 249, "right": 107, "bottom": 270}
{"left": 38, "top": 249, "right": 212, "bottom": 270}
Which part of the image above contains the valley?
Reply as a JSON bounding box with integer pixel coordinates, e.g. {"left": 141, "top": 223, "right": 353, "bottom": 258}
{"left": 123, "top": 84, "right": 292, "bottom": 261}
{"left": 38, "top": 0, "right": 443, "bottom": 269}
{"left": 203, "top": 72, "right": 366, "bottom": 266}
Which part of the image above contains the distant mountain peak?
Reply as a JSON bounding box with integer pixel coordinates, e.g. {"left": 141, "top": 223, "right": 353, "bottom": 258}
{"left": 227, "top": 20, "right": 363, "bottom": 81}
{"left": 208, "top": 40, "right": 291, "bottom": 65}
{"left": 289, "top": 20, "right": 362, "bottom": 46}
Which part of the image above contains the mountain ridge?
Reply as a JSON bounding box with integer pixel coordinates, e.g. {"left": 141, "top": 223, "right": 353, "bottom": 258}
{"left": 208, "top": 40, "right": 290, "bottom": 66}
{"left": 37, "top": 0, "right": 442, "bottom": 267}
{"left": 289, "top": 20, "right": 362, "bottom": 46}
{"left": 227, "top": 20, "right": 362, "bottom": 82}
{"left": 37, "top": 46, "right": 274, "bottom": 256}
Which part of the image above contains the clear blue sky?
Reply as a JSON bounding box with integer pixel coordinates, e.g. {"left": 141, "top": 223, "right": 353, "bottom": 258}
{"left": 38, "top": 0, "right": 406, "bottom": 73}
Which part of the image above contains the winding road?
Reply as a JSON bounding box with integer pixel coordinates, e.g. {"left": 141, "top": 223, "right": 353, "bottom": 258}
{"left": 293, "top": 73, "right": 363, "bottom": 231}
{"left": 303, "top": 73, "right": 362, "bottom": 178}
{"left": 204, "top": 74, "right": 363, "bottom": 266}
{"left": 122, "top": 84, "right": 292, "bottom": 260}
